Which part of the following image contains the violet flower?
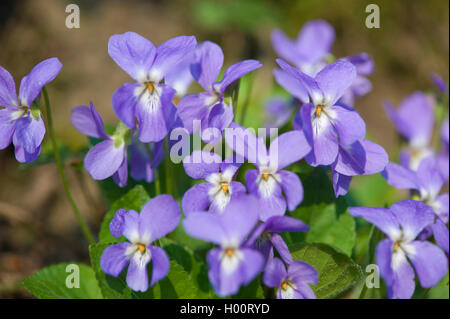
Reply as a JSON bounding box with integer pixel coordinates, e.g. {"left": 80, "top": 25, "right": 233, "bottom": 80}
{"left": 245, "top": 215, "right": 309, "bottom": 264}
{"left": 0, "top": 58, "right": 62, "bottom": 162}
{"left": 100, "top": 194, "right": 181, "bottom": 292}
{"left": 350, "top": 199, "right": 448, "bottom": 299}
{"left": 331, "top": 139, "right": 389, "bottom": 197}
{"left": 71, "top": 102, "right": 130, "bottom": 187}
{"left": 382, "top": 156, "right": 449, "bottom": 252}
{"left": 384, "top": 92, "right": 435, "bottom": 171}
{"left": 109, "top": 32, "right": 196, "bottom": 143}
{"left": 272, "top": 21, "right": 373, "bottom": 107}
{"left": 182, "top": 150, "right": 245, "bottom": 215}
{"left": 263, "top": 257, "right": 318, "bottom": 299}
{"left": 225, "top": 123, "right": 311, "bottom": 221}
{"left": 183, "top": 195, "right": 264, "bottom": 297}
{"left": 177, "top": 41, "right": 262, "bottom": 144}
{"left": 271, "top": 20, "right": 334, "bottom": 76}
{"left": 277, "top": 58, "right": 365, "bottom": 166}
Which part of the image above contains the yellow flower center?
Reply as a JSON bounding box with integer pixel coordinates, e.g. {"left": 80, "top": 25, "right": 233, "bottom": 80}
{"left": 137, "top": 243, "right": 146, "bottom": 254}
{"left": 173, "top": 96, "right": 181, "bottom": 106}
{"left": 281, "top": 281, "right": 289, "bottom": 291}
{"left": 146, "top": 82, "right": 155, "bottom": 94}
{"left": 315, "top": 105, "right": 324, "bottom": 116}
{"left": 393, "top": 241, "right": 400, "bottom": 252}
{"left": 220, "top": 182, "right": 229, "bottom": 194}
{"left": 262, "top": 173, "right": 270, "bottom": 180}
{"left": 225, "top": 248, "right": 234, "bottom": 258}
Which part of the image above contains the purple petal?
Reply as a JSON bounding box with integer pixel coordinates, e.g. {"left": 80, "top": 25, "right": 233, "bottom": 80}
{"left": 108, "top": 32, "right": 156, "bottom": 82}
{"left": 271, "top": 29, "right": 303, "bottom": 68}
{"left": 225, "top": 122, "right": 268, "bottom": 165}
{"left": 361, "top": 140, "right": 389, "bottom": 174}
{"left": 278, "top": 170, "right": 303, "bottom": 211}
{"left": 216, "top": 60, "right": 262, "bottom": 93}
{"left": 263, "top": 257, "right": 286, "bottom": 288}
{"left": 119, "top": 209, "right": 140, "bottom": 243}
{"left": 384, "top": 92, "right": 434, "bottom": 145}
{"left": 432, "top": 219, "right": 449, "bottom": 253}
{"left": 176, "top": 92, "right": 211, "bottom": 133}
{"left": 18, "top": 58, "right": 62, "bottom": 107}
{"left": 376, "top": 239, "right": 394, "bottom": 288}
{"left": 126, "top": 253, "right": 150, "bottom": 292}
{"left": 435, "top": 193, "right": 449, "bottom": 221}
{"left": 408, "top": 240, "right": 448, "bottom": 288}
{"left": 268, "top": 130, "right": 311, "bottom": 170}
{"left": 0, "top": 65, "right": 18, "bottom": 108}
{"left": 273, "top": 68, "right": 309, "bottom": 103}
{"left": 70, "top": 103, "right": 108, "bottom": 139}
{"left": 432, "top": 73, "right": 447, "bottom": 93}
{"left": 100, "top": 242, "right": 132, "bottom": 277}
{"left": 165, "top": 51, "right": 195, "bottom": 97}
{"left": 183, "top": 212, "right": 227, "bottom": 245}
{"left": 381, "top": 162, "right": 419, "bottom": 190}
{"left": 13, "top": 143, "right": 41, "bottom": 163}
{"left": 416, "top": 156, "right": 445, "bottom": 199}
{"left": 149, "top": 245, "right": 170, "bottom": 286}
{"left": 329, "top": 104, "right": 366, "bottom": 146}
{"left": 152, "top": 36, "right": 197, "bottom": 82}
{"left": 190, "top": 41, "right": 223, "bottom": 91}
{"left": 332, "top": 171, "right": 352, "bottom": 197}
{"left": 289, "top": 260, "right": 318, "bottom": 285}
{"left": 128, "top": 140, "right": 154, "bottom": 183}
{"left": 257, "top": 191, "right": 287, "bottom": 222}
{"left": 301, "top": 103, "right": 339, "bottom": 166}
{"left": 112, "top": 154, "right": 128, "bottom": 187}
{"left": 135, "top": 85, "right": 175, "bottom": 142}
{"left": 295, "top": 20, "right": 335, "bottom": 65}
{"left": 276, "top": 59, "right": 322, "bottom": 103}
{"left": 139, "top": 194, "right": 181, "bottom": 242}
{"left": 206, "top": 103, "right": 234, "bottom": 134}
{"left": 0, "top": 108, "right": 16, "bottom": 149}
{"left": 315, "top": 59, "right": 356, "bottom": 105}
{"left": 181, "top": 183, "right": 212, "bottom": 216}
{"left": 271, "top": 233, "right": 292, "bottom": 264}
{"left": 13, "top": 116, "right": 45, "bottom": 153}
{"left": 183, "top": 150, "right": 221, "bottom": 179}
{"left": 390, "top": 252, "right": 415, "bottom": 299}
{"left": 112, "top": 83, "right": 140, "bottom": 129}
{"left": 220, "top": 195, "right": 260, "bottom": 244}
{"left": 265, "top": 215, "right": 309, "bottom": 233}
{"left": 349, "top": 206, "right": 400, "bottom": 239}
{"left": 390, "top": 200, "right": 434, "bottom": 240}
{"left": 84, "top": 139, "right": 126, "bottom": 180}
{"left": 239, "top": 248, "right": 264, "bottom": 285}
{"left": 345, "top": 53, "right": 374, "bottom": 76}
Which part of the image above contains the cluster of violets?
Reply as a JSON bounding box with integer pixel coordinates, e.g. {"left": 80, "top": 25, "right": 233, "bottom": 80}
{"left": 0, "top": 19, "right": 448, "bottom": 299}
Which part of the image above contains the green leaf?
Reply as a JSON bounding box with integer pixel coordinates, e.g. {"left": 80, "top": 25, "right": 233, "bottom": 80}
{"left": 23, "top": 263, "right": 102, "bottom": 299}
{"left": 290, "top": 243, "right": 363, "bottom": 299}
{"left": 98, "top": 185, "right": 151, "bottom": 244}
{"left": 426, "top": 273, "right": 449, "bottom": 299}
{"left": 288, "top": 167, "right": 356, "bottom": 256}
{"left": 161, "top": 239, "right": 213, "bottom": 298}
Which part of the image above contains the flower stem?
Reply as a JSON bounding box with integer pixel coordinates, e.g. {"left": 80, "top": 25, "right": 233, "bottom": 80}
{"left": 238, "top": 74, "right": 254, "bottom": 126}
{"left": 42, "top": 87, "right": 95, "bottom": 245}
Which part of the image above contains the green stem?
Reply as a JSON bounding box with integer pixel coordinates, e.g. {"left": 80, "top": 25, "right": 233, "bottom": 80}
{"left": 239, "top": 75, "right": 254, "bottom": 126}
{"left": 418, "top": 288, "right": 430, "bottom": 299}
{"left": 164, "top": 138, "right": 173, "bottom": 196}
{"left": 42, "top": 87, "right": 95, "bottom": 245}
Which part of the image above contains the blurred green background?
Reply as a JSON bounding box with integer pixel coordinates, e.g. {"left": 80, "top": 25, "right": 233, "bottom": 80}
{"left": 0, "top": 0, "right": 448, "bottom": 298}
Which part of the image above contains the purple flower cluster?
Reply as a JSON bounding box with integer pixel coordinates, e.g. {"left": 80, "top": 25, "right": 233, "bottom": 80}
{"left": 0, "top": 58, "right": 62, "bottom": 162}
